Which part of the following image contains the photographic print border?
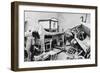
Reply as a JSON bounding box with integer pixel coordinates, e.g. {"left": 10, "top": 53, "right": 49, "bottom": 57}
{"left": 11, "top": 1, "right": 98, "bottom": 71}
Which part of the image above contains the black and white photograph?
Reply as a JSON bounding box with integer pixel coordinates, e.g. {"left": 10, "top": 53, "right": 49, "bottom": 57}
{"left": 24, "top": 11, "right": 91, "bottom": 62}
{"left": 11, "top": 2, "right": 97, "bottom": 71}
